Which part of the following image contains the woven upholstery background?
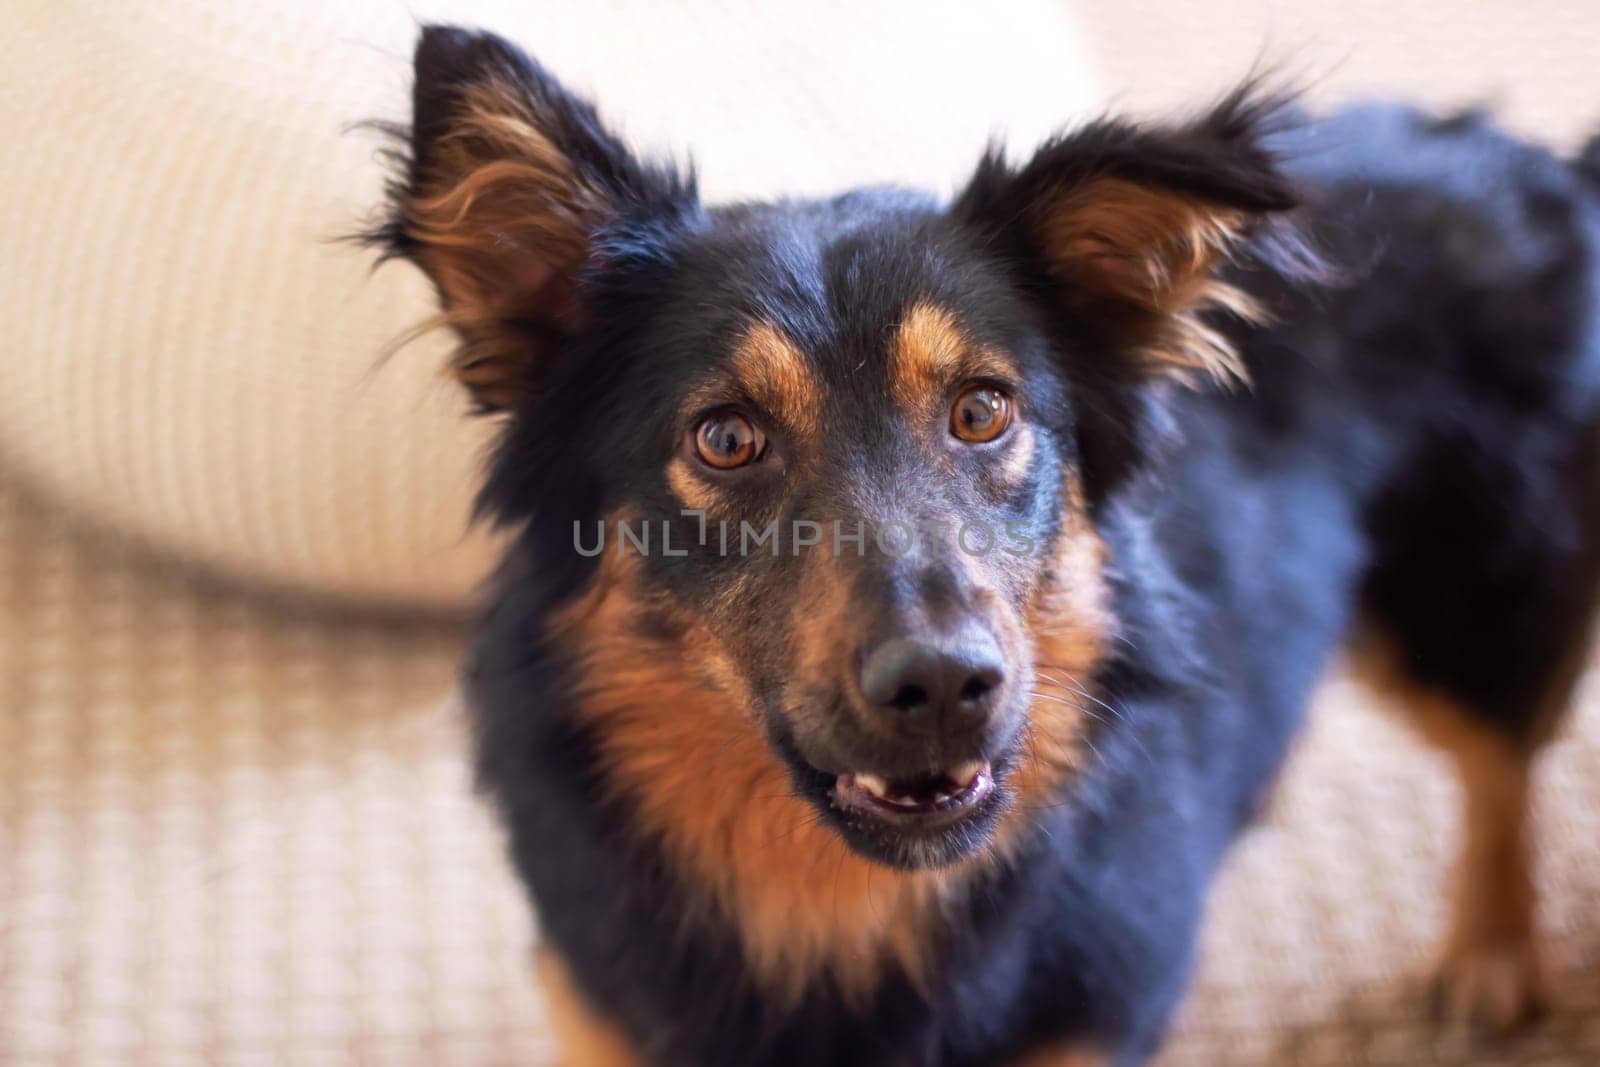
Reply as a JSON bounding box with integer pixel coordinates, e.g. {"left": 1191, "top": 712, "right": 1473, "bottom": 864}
{"left": 2, "top": 472, "right": 1598, "bottom": 1064}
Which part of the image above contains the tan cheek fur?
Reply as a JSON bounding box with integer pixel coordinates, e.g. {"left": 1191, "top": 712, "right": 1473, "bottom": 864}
{"left": 554, "top": 467, "right": 1112, "bottom": 1006}
{"left": 1009, "top": 477, "right": 1115, "bottom": 818}
{"left": 554, "top": 549, "right": 960, "bottom": 1006}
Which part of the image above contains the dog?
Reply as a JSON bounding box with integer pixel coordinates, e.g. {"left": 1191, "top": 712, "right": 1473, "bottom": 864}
{"left": 365, "top": 24, "right": 1600, "bottom": 1066}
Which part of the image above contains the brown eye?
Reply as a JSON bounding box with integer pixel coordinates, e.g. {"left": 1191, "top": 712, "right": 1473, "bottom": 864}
{"left": 950, "top": 386, "right": 1012, "bottom": 443}
{"left": 694, "top": 412, "right": 765, "bottom": 469}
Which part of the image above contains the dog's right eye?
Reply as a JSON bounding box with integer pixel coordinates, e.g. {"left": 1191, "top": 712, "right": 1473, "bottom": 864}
{"left": 950, "top": 385, "right": 1012, "bottom": 444}
{"left": 694, "top": 412, "right": 766, "bottom": 470}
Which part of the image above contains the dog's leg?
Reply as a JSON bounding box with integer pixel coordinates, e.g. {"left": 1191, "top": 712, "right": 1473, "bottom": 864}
{"left": 1412, "top": 695, "right": 1546, "bottom": 1033}
{"left": 1350, "top": 422, "right": 1600, "bottom": 1033}
{"left": 1351, "top": 628, "right": 1573, "bottom": 1035}
{"left": 536, "top": 949, "right": 642, "bottom": 1067}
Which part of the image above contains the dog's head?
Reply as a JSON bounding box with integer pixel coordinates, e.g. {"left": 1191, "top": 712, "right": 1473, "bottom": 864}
{"left": 372, "top": 27, "right": 1304, "bottom": 871}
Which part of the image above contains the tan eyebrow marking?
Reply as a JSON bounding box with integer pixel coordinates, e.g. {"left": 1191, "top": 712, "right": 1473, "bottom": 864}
{"left": 891, "top": 302, "right": 965, "bottom": 411}
{"left": 890, "top": 302, "right": 1017, "bottom": 414}
{"left": 729, "top": 323, "right": 822, "bottom": 439}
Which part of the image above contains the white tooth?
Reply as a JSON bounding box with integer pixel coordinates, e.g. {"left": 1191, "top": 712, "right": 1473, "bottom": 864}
{"left": 951, "top": 761, "right": 985, "bottom": 787}
{"left": 934, "top": 793, "right": 951, "bottom": 805}
{"left": 855, "top": 774, "right": 889, "bottom": 798}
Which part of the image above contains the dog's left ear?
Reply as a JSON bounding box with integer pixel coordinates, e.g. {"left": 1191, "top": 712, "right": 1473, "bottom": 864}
{"left": 371, "top": 25, "right": 696, "bottom": 413}
{"left": 953, "top": 86, "right": 1305, "bottom": 385}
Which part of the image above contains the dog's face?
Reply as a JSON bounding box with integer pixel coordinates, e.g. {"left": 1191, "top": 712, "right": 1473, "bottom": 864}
{"left": 564, "top": 204, "right": 1081, "bottom": 869}
{"left": 376, "top": 28, "right": 1301, "bottom": 869}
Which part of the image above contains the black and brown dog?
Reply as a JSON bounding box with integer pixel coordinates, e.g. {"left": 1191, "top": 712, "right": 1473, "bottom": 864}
{"left": 366, "top": 25, "right": 1600, "bottom": 1066}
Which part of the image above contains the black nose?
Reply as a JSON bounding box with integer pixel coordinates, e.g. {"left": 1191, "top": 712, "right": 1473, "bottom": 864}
{"left": 857, "top": 630, "right": 1005, "bottom": 736}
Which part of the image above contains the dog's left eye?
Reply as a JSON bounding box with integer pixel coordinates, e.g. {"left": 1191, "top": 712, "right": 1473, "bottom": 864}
{"left": 950, "top": 386, "right": 1012, "bottom": 444}
{"left": 694, "top": 411, "right": 766, "bottom": 469}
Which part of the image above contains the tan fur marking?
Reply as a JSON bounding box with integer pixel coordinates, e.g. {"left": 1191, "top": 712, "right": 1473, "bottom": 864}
{"left": 557, "top": 479, "right": 1112, "bottom": 1005}
{"left": 402, "top": 79, "right": 614, "bottom": 409}
{"left": 556, "top": 548, "right": 961, "bottom": 1004}
{"left": 1041, "top": 177, "right": 1266, "bottom": 385}
{"left": 665, "top": 456, "right": 719, "bottom": 514}
{"left": 1008, "top": 1043, "right": 1112, "bottom": 1067}
{"left": 537, "top": 950, "right": 642, "bottom": 1067}
{"left": 995, "top": 423, "right": 1038, "bottom": 488}
{"left": 787, "top": 549, "right": 869, "bottom": 712}
{"left": 890, "top": 303, "right": 1020, "bottom": 416}
{"left": 1352, "top": 637, "right": 1548, "bottom": 1032}
{"left": 891, "top": 303, "right": 967, "bottom": 413}
{"left": 731, "top": 323, "right": 823, "bottom": 440}
{"left": 1013, "top": 475, "right": 1116, "bottom": 813}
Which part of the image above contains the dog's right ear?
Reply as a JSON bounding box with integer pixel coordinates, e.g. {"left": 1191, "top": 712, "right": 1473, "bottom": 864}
{"left": 952, "top": 85, "right": 1322, "bottom": 496}
{"left": 369, "top": 25, "right": 696, "bottom": 413}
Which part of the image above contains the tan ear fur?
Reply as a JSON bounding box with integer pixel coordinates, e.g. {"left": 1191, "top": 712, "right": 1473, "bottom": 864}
{"left": 400, "top": 80, "right": 616, "bottom": 410}
{"left": 1040, "top": 176, "right": 1267, "bottom": 384}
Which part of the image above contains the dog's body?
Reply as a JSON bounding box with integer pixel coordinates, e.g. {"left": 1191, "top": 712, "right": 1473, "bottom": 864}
{"left": 371, "top": 27, "right": 1600, "bottom": 1066}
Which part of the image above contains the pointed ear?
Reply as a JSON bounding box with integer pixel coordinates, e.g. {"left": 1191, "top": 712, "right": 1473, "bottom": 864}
{"left": 369, "top": 25, "right": 695, "bottom": 412}
{"left": 954, "top": 86, "right": 1311, "bottom": 384}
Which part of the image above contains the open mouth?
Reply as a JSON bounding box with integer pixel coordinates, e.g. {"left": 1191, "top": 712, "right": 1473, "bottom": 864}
{"left": 772, "top": 725, "right": 1014, "bottom": 869}
{"left": 817, "top": 756, "right": 1006, "bottom": 868}
{"left": 834, "top": 760, "right": 994, "bottom": 822}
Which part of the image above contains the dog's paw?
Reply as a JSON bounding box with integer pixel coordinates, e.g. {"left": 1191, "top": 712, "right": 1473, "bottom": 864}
{"left": 1429, "top": 938, "right": 1547, "bottom": 1035}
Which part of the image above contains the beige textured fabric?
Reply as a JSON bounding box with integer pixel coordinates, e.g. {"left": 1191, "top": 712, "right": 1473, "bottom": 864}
{"left": 0, "top": 0, "right": 1095, "bottom": 610}
{"left": 2, "top": 473, "right": 1598, "bottom": 1064}
{"left": 0, "top": 476, "right": 549, "bottom": 1065}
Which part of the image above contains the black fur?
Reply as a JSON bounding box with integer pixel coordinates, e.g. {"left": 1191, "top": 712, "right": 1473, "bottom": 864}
{"left": 372, "top": 26, "right": 1600, "bottom": 1066}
